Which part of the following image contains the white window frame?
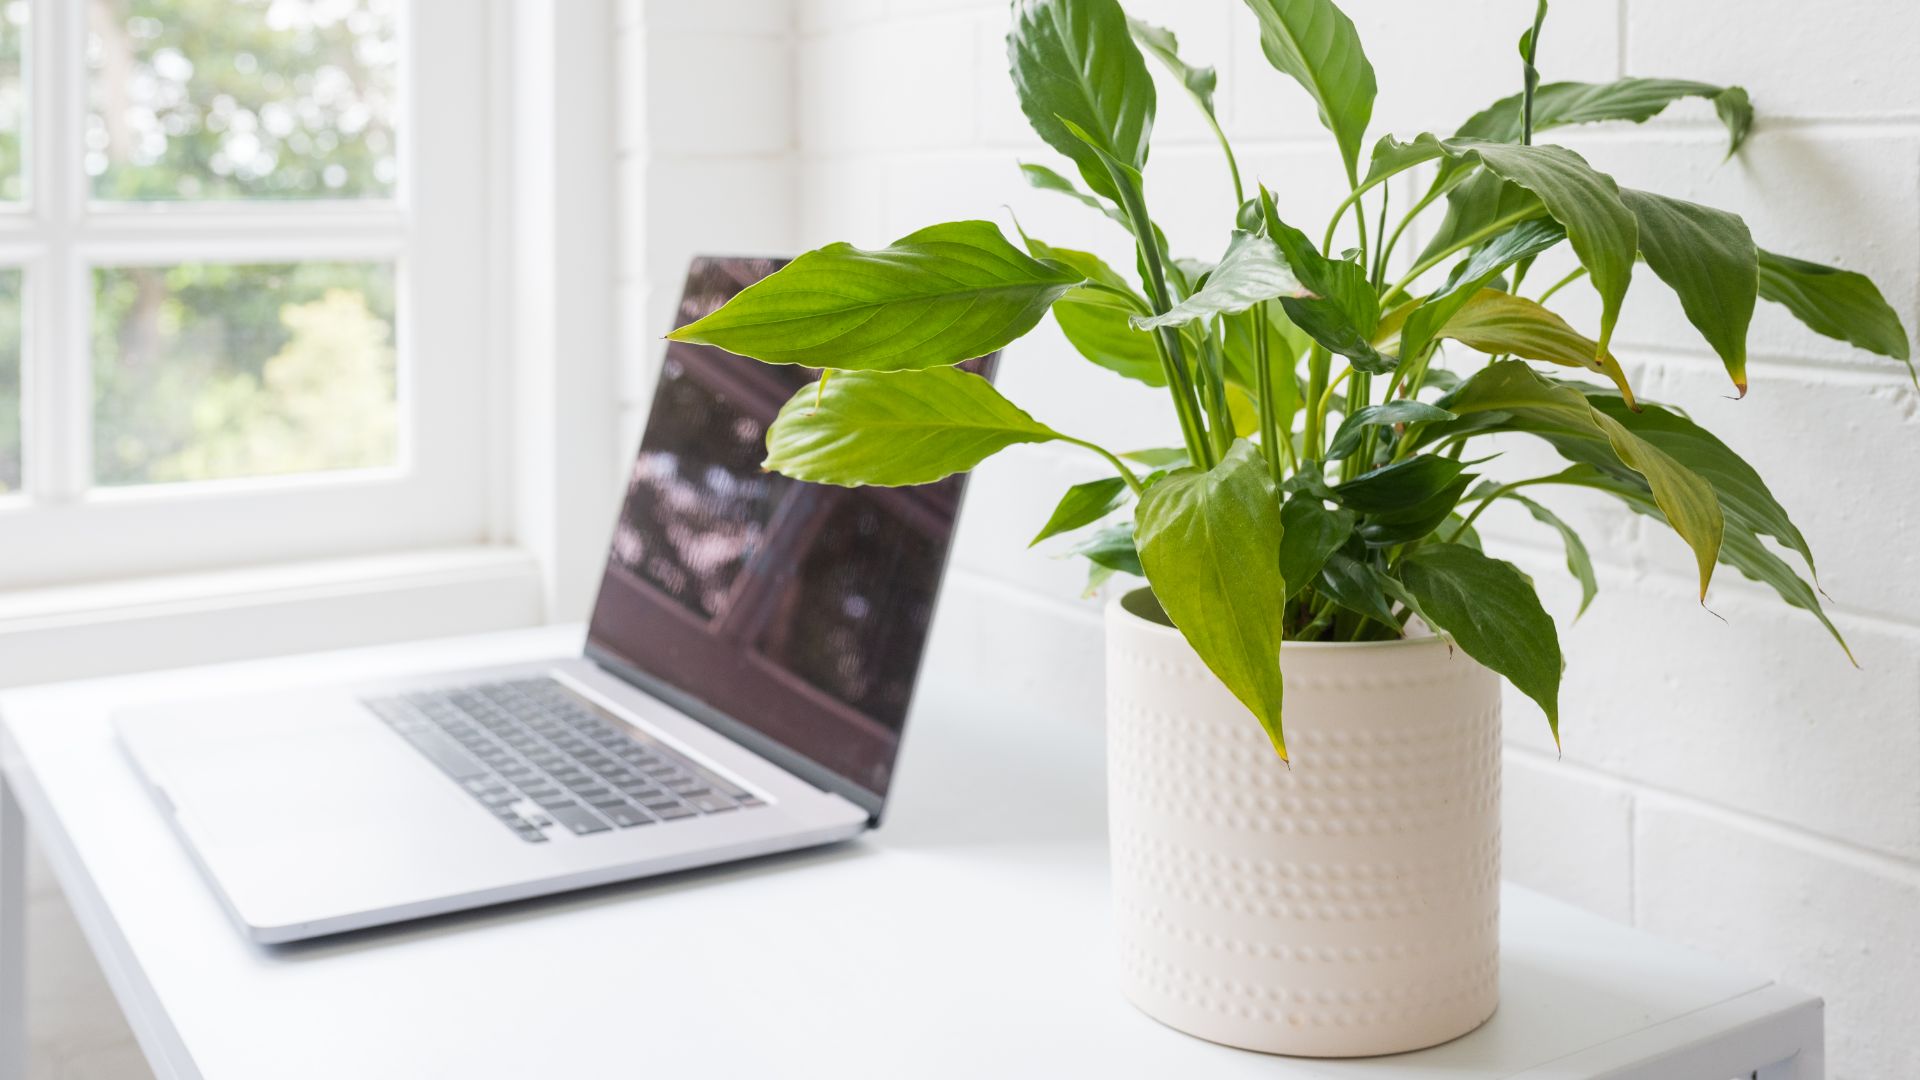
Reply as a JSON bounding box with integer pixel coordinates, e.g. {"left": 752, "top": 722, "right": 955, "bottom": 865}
{"left": 0, "top": 0, "right": 499, "bottom": 591}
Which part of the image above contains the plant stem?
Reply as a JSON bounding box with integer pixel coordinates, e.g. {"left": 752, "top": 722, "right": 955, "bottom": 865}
{"left": 1387, "top": 211, "right": 1536, "bottom": 298}
{"left": 1058, "top": 434, "right": 1147, "bottom": 497}
{"left": 1446, "top": 471, "right": 1592, "bottom": 543}
{"left": 1313, "top": 364, "right": 1354, "bottom": 462}
{"left": 1301, "top": 345, "right": 1332, "bottom": 464}
{"left": 1252, "top": 301, "right": 1283, "bottom": 485}
{"left": 1203, "top": 112, "right": 1245, "bottom": 209}
{"left": 1376, "top": 186, "right": 1442, "bottom": 287}
{"left": 1520, "top": 0, "right": 1549, "bottom": 147}
{"left": 1148, "top": 328, "right": 1213, "bottom": 469}
{"left": 1536, "top": 265, "right": 1589, "bottom": 304}
{"left": 1198, "top": 331, "right": 1236, "bottom": 461}
{"left": 1343, "top": 371, "right": 1372, "bottom": 481}
{"left": 1324, "top": 179, "right": 1371, "bottom": 268}
{"left": 1110, "top": 173, "right": 1215, "bottom": 470}
{"left": 1369, "top": 183, "right": 1393, "bottom": 290}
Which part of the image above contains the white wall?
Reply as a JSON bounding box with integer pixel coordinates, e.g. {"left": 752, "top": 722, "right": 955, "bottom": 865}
{"left": 616, "top": 2, "right": 1920, "bottom": 1076}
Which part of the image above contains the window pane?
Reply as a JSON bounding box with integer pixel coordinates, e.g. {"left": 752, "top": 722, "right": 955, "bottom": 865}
{"left": 92, "top": 261, "right": 397, "bottom": 486}
{"left": 0, "top": 269, "right": 19, "bottom": 493}
{"left": 0, "top": 2, "right": 22, "bottom": 201}
{"left": 86, "top": 0, "right": 399, "bottom": 201}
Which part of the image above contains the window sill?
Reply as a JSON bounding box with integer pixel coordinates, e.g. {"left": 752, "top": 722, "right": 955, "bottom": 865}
{"left": 0, "top": 546, "right": 546, "bottom": 689}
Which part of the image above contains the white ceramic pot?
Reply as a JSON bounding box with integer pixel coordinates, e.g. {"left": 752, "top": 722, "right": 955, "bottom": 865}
{"left": 1105, "top": 588, "right": 1502, "bottom": 1057}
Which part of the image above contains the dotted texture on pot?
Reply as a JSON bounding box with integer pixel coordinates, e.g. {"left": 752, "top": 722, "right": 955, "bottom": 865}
{"left": 1105, "top": 596, "right": 1503, "bottom": 1057}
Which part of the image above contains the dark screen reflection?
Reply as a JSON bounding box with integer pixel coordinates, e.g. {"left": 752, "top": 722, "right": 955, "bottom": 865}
{"left": 588, "top": 257, "right": 989, "bottom": 801}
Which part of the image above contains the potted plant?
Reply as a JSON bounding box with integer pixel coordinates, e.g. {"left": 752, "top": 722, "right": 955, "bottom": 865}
{"left": 665, "top": 0, "right": 1911, "bottom": 1057}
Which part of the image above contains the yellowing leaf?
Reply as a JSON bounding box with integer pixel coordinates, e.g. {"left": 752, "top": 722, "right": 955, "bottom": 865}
{"left": 1438, "top": 289, "right": 1637, "bottom": 408}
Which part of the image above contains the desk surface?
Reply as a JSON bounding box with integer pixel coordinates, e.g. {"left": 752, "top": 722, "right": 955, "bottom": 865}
{"left": 1, "top": 625, "right": 1819, "bottom": 1080}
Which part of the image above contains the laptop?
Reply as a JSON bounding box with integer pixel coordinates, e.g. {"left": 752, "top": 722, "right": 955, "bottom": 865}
{"left": 114, "top": 256, "right": 989, "bottom": 944}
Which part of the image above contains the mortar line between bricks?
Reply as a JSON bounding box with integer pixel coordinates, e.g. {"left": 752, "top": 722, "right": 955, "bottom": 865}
{"left": 1487, "top": 528, "right": 1920, "bottom": 635}
{"left": 1624, "top": 344, "right": 1920, "bottom": 384}
{"left": 1558, "top": 116, "right": 1920, "bottom": 139}
{"left": 1505, "top": 744, "right": 1920, "bottom": 886}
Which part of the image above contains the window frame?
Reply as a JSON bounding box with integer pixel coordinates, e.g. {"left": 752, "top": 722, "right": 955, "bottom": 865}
{"left": 0, "top": 0, "right": 499, "bottom": 590}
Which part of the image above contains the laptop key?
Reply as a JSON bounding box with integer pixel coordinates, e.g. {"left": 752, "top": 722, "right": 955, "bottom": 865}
{"left": 549, "top": 805, "right": 612, "bottom": 835}
{"left": 369, "top": 679, "right": 772, "bottom": 842}
{"left": 392, "top": 726, "right": 489, "bottom": 781}
{"left": 602, "top": 805, "right": 654, "bottom": 828}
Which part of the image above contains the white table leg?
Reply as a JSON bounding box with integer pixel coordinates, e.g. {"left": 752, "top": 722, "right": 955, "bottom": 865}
{"left": 0, "top": 771, "right": 26, "bottom": 1080}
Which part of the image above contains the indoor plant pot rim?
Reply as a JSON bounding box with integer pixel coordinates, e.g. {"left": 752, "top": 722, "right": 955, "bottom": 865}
{"left": 1113, "top": 586, "right": 1443, "bottom": 653}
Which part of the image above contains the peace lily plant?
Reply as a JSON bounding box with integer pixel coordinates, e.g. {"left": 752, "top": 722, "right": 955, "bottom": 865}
{"left": 668, "top": 0, "right": 1912, "bottom": 760}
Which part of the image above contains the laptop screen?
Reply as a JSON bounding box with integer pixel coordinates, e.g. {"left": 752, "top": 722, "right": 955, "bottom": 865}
{"left": 585, "top": 256, "right": 987, "bottom": 818}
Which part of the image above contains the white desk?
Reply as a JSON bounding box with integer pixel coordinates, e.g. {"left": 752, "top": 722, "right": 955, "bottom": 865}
{"left": 0, "top": 625, "right": 1822, "bottom": 1079}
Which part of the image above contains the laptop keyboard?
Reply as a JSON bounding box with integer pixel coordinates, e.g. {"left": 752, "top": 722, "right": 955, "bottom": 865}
{"left": 365, "top": 678, "right": 765, "bottom": 843}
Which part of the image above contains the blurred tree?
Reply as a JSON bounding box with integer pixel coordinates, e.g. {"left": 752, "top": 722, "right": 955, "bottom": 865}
{"left": 93, "top": 261, "right": 396, "bottom": 485}
{"left": 77, "top": 0, "right": 402, "bottom": 487}
{"left": 87, "top": 0, "right": 398, "bottom": 199}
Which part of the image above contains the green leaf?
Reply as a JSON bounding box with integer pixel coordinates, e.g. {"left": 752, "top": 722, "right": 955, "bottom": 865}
{"left": 1019, "top": 162, "right": 1129, "bottom": 227}
{"left": 1008, "top": 0, "right": 1156, "bottom": 203}
{"left": 1083, "top": 560, "right": 1120, "bottom": 596}
{"left": 1315, "top": 544, "right": 1400, "bottom": 627}
{"left": 1013, "top": 228, "right": 1164, "bottom": 382}
{"left": 667, "top": 221, "right": 1081, "bottom": 371}
{"left": 1331, "top": 454, "right": 1467, "bottom": 513}
{"left": 1619, "top": 188, "right": 1756, "bottom": 395}
{"left": 1135, "top": 441, "right": 1291, "bottom": 757}
{"left": 1221, "top": 303, "right": 1307, "bottom": 414}
{"left": 1458, "top": 78, "right": 1753, "bottom": 156}
{"left": 1375, "top": 135, "right": 1638, "bottom": 355}
{"left": 1447, "top": 139, "right": 1639, "bottom": 355}
{"left": 1030, "top": 477, "right": 1130, "bottom": 546}
{"left": 1127, "top": 17, "right": 1217, "bottom": 114}
{"left": 1756, "top": 248, "right": 1913, "bottom": 374}
{"left": 1506, "top": 492, "right": 1598, "bottom": 619}
{"left": 1582, "top": 391, "right": 1818, "bottom": 584}
{"left": 1278, "top": 494, "right": 1354, "bottom": 601}
{"left": 1014, "top": 230, "right": 1136, "bottom": 296}
{"left": 1326, "top": 400, "right": 1455, "bottom": 460}
{"left": 1071, "top": 522, "right": 1143, "bottom": 577}
{"left": 764, "top": 368, "right": 1060, "bottom": 486}
{"left": 1712, "top": 87, "right": 1754, "bottom": 157}
{"left": 1354, "top": 473, "right": 1476, "bottom": 547}
{"left": 1398, "top": 543, "right": 1563, "bottom": 743}
{"left": 1240, "top": 0, "right": 1377, "bottom": 180}
{"left": 1054, "top": 300, "right": 1167, "bottom": 386}
{"left": 1433, "top": 361, "right": 1724, "bottom": 597}
{"left": 1132, "top": 232, "right": 1307, "bottom": 330}
{"left": 1414, "top": 172, "right": 1549, "bottom": 269}
{"left": 1257, "top": 188, "right": 1388, "bottom": 371}
{"left": 1013, "top": 233, "right": 1167, "bottom": 387}
{"left": 1122, "top": 447, "right": 1189, "bottom": 467}
{"left": 1564, "top": 465, "right": 1851, "bottom": 662}
{"left": 1396, "top": 217, "right": 1564, "bottom": 363}
{"left": 1434, "top": 289, "right": 1638, "bottom": 405}
{"left": 1716, "top": 521, "right": 1852, "bottom": 663}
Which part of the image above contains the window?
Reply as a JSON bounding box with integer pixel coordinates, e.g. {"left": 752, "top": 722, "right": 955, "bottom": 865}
{"left": 2, "top": 0, "right": 493, "bottom": 588}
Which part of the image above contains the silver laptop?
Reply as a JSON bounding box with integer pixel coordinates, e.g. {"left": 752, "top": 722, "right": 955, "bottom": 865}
{"left": 114, "top": 256, "right": 988, "bottom": 944}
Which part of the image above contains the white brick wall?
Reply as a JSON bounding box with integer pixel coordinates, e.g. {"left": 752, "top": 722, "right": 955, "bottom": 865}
{"left": 613, "top": 0, "right": 797, "bottom": 444}
{"left": 615, "top": 2, "right": 1920, "bottom": 1074}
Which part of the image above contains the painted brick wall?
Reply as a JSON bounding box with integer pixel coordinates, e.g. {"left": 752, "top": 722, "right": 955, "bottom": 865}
{"left": 616, "top": 3, "right": 1920, "bottom": 1075}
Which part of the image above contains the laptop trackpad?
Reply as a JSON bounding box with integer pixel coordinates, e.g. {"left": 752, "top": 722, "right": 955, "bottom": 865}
{"left": 135, "top": 695, "right": 471, "bottom": 847}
